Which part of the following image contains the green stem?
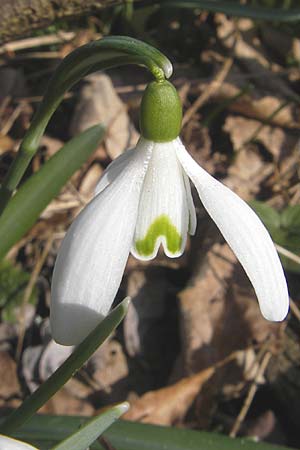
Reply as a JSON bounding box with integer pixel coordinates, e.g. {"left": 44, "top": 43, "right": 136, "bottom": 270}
{"left": 0, "top": 298, "right": 129, "bottom": 435}
{"left": 0, "top": 36, "right": 172, "bottom": 215}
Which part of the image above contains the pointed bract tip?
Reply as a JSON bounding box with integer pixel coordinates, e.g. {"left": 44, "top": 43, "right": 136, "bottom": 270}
{"left": 163, "top": 60, "right": 173, "bottom": 79}
{"left": 120, "top": 296, "right": 131, "bottom": 310}
{"left": 115, "top": 401, "right": 130, "bottom": 415}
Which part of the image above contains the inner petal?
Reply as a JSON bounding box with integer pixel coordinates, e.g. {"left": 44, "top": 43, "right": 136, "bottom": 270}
{"left": 131, "top": 140, "right": 190, "bottom": 261}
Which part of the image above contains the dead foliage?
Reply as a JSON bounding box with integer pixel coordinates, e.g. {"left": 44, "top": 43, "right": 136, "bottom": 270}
{"left": 0, "top": 10, "right": 299, "bottom": 448}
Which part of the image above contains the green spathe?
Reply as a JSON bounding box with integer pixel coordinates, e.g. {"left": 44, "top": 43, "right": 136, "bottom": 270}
{"left": 140, "top": 80, "right": 182, "bottom": 142}
{"left": 135, "top": 214, "right": 182, "bottom": 256}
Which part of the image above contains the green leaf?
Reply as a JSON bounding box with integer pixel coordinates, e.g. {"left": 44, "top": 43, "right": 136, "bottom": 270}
{"left": 161, "top": 1, "right": 300, "bottom": 21}
{"left": 0, "top": 260, "right": 37, "bottom": 323}
{"left": 10, "top": 415, "right": 293, "bottom": 450}
{"left": 278, "top": 206, "right": 300, "bottom": 273}
{"left": 0, "top": 298, "right": 130, "bottom": 435}
{"left": 0, "top": 125, "right": 104, "bottom": 260}
{"left": 249, "top": 201, "right": 300, "bottom": 273}
{"left": 249, "top": 201, "right": 281, "bottom": 235}
{"left": 281, "top": 205, "right": 300, "bottom": 233}
{"left": 51, "top": 403, "right": 129, "bottom": 450}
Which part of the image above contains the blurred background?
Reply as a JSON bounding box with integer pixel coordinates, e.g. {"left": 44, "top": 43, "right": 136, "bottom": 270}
{"left": 0, "top": 0, "right": 300, "bottom": 448}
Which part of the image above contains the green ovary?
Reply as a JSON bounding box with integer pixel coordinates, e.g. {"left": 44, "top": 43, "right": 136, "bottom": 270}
{"left": 135, "top": 214, "right": 182, "bottom": 257}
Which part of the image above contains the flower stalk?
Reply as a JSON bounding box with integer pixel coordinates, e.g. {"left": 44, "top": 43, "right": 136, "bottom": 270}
{"left": 0, "top": 36, "right": 172, "bottom": 215}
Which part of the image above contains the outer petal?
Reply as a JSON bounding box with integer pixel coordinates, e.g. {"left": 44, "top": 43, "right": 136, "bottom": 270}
{"left": 175, "top": 138, "right": 289, "bottom": 321}
{"left": 131, "top": 140, "right": 191, "bottom": 260}
{"left": 51, "top": 138, "right": 153, "bottom": 345}
{"left": 0, "top": 435, "right": 37, "bottom": 449}
{"left": 95, "top": 148, "right": 135, "bottom": 196}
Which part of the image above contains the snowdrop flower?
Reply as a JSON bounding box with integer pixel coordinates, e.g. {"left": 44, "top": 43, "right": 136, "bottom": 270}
{"left": 51, "top": 80, "right": 289, "bottom": 345}
{"left": 0, "top": 435, "right": 37, "bottom": 449}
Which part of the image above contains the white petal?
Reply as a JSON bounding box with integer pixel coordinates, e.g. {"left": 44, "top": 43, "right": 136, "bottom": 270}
{"left": 176, "top": 139, "right": 289, "bottom": 321}
{"left": 95, "top": 148, "right": 135, "bottom": 196}
{"left": 0, "top": 435, "right": 37, "bottom": 449}
{"left": 51, "top": 138, "right": 153, "bottom": 345}
{"left": 131, "top": 140, "right": 191, "bottom": 261}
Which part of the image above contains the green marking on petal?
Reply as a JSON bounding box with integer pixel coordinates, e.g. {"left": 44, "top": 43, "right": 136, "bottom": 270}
{"left": 135, "top": 214, "right": 182, "bottom": 257}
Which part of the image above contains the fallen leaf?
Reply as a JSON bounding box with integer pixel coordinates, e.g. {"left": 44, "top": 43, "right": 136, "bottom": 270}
{"left": 0, "top": 351, "right": 21, "bottom": 399}
{"left": 124, "top": 367, "right": 214, "bottom": 425}
{"left": 224, "top": 115, "right": 299, "bottom": 162}
{"left": 39, "top": 387, "right": 94, "bottom": 415}
{"left": 87, "top": 339, "right": 129, "bottom": 392}
{"left": 0, "top": 133, "right": 14, "bottom": 154}
{"left": 79, "top": 163, "right": 103, "bottom": 199}
{"left": 69, "top": 73, "right": 139, "bottom": 159}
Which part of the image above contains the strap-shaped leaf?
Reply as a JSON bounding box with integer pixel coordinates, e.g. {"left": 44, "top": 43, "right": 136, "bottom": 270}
{"left": 0, "top": 125, "right": 104, "bottom": 260}
{"left": 0, "top": 298, "right": 130, "bottom": 434}
{"left": 51, "top": 403, "right": 129, "bottom": 450}
{"left": 10, "top": 415, "right": 292, "bottom": 450}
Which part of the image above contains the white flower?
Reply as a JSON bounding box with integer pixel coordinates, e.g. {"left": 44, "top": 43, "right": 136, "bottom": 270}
{"left": 0, "top": 435, "right": 37, "bottom": 449}
{"left": 51, "top": 135, "right": 289, "bottom": 345}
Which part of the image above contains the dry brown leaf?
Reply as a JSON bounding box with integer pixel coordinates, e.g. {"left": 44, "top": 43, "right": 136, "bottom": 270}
{"left": 216, "top": 15, "right": 269, "bottom": 68}
{"left": 0, "top": 351, "right": 21, "bottom": 400}
{"left": 124, "top": 268, "right": 171, "bottom": 358}
{"left": 87, "top": 339, "right": 129, "bottom": 392}
{"left": 176, "top": 241, "right": 280, "bottom": 376}
{"left": 226, "top": 147, "right": 271, "bottom": 199}
{"left": 189, "top": 77, "right": 300, "bottom": 130}
{"left": 124, "top": 367, "right": 214, "bottom": 425}
{"left": 79, "top": 163, "right": 103, "bottom": 199}
{"left": 0, "top": 133, "right": 14, "bottom": 153}
{"left": 40, "top": 135, "right": 64, "bottom": 158}
{"left": 39, "top": 387, "right": 94, "bottom": 415}
{"left": 70, "top": 73, "right": 139, "bottom": 159}
{"left": 224, "top": 115, "right": 299, "bottom": 161}
{"left": 216, "top": 14, "right": 297, "bottom": 100}
{"left": 177, "top": 243, "right": 236, "bottom": 374}
{"left": 221, "top": 88, "right": 300, "bottom": 130}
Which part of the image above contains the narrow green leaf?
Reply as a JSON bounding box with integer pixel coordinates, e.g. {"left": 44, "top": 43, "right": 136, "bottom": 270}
{"left": 105, "top": 420, "right": 292, "bottom": 450}
{"left": 10, "top": 415, "right": 294, "bottom": 450}
{"left": 249, "top": 200, "right": 281, "bottom": 236}
{"left": 250, "top": 202, "right": 300, "bottom": 273}
{"left": 0, "top": 125, "right": 104, "bottom": 260}
{"left": 162, "top": 0, "right": 300, "bottom": 21}
{"left": 51, "top": 403, "right": 129, "bottom": 450}
{"left": 281, "top": 205, "right": 300, "bottom": 233}
{"left": 0, "top": 298, "right": 130, "bottom": 435}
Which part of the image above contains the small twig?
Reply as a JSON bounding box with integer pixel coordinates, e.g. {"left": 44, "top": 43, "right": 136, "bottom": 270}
{"left": 10, "top": 51, "right": 62, "bottom": 60}
{"left": 0, "top": 96, "right": 11, "bottom": 121}
{"left": 182, "top": 56, "right": 233, "bottom": 126}
{"left": 0, "top": 32, "right": 75, "bottom": 55}
{"left": 275, "top": 243, "right": 300, "bottom": 265}
{"left": 0, "top": 103, "right": 24, "bottom": 135}
{"left": 15, "top": 235, "right": 54, "bottom": 361}
{"left": 289, "top": 298, "right": 300, "bottom": 322}
{"left": 230, "top": 351, "right": 272, "bottom": 438}
{"left": 67, "top": 181, "right": 88, "bottom": 207}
